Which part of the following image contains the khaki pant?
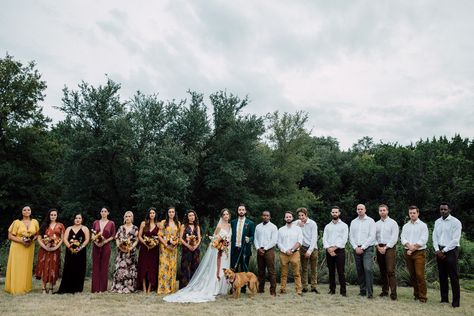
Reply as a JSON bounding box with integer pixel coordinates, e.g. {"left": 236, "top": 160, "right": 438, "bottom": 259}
{"left": 280, "top": 252, "right": 302, "bottom": 294}
{"left": 300, "top": 246, "right": 318, "bottom": 290}
{"left": 404, "top": 250, "right": 427, "bottom": 301}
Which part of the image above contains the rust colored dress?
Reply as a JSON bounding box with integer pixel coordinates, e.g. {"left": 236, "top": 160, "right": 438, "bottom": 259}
{"left": 34, "top": 223, "right": 65, "bottom": 285}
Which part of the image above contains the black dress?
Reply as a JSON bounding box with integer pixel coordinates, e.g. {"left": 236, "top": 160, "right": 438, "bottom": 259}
{"left": 56, "top": 228, "right": 87, "bottom": 294}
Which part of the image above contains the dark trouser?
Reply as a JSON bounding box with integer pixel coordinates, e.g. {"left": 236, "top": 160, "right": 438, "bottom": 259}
{"left": 404, "top": 249, "right": 427, "bottom": 301}
{"left": 327, "top": 248, "right": 346, "bottom": 294}
{"left": 232, "top": 246, "right": 251, "bottom": 292}
{"left": 354, "top": 246, "right": 374, "bottom": 297}
{"left": 300, "top": 246, "right": 318, "bottom": 290}
{"left": 257, "top": 247, "right": 276, "bottom": 294}
{"left": 437, "top": 247, "right": 460, "bottom": 307}
{"left": 376, "top": 245, "right": 397, "bottom": 295}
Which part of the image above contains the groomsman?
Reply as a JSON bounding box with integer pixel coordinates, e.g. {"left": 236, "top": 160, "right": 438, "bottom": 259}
{"left": 433, "top": 202, "right": 462, "bottom": 308}
{"left": 231, "top": 204, "right": 255, "bottom": 293}
{"left": 401, "top": 205, "right": 429, "bottom": 303}
{"left": 349, "top": 204, "right": 376, "bottom": 298}
{"left": 277, "top": 211, "right": 303, "bottom": 295}
{"left": 295, "top": 207, "right": 319, "bottom": 293}
{"left": 254, "top": 210, "right": 278, "bottom": 296}
{"left": 375, "top": 204, "right": 399, "bottom": 300}
{"left": 323, "top": 206, "right": 348, "bottom": 296}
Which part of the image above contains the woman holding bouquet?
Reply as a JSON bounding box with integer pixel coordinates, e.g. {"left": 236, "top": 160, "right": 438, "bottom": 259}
{"left": 179, "top": 210, "right": 201, "bottom": 289}
{"left": 110, "top": 211, "right": 139, "bottom": 293}
{"left": 137, "top": 207, "right": 159, "bottom": 293}
{"left": 157, "top": 206, "right": 180, "bottom": 294}
{"left": 57, "top": 213, "right": 90, "bottom": 294}
{"left": 35, "top": 208, "right": 65, "bottom": 293}
{"left": 5, "top": 206, "right": 39, "bottom": 294}
{"left": 91, "top": 207, "right": 116, "bottom": 293}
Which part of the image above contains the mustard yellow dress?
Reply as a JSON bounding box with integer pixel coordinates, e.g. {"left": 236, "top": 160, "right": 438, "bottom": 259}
{"left": 157, "top": 220, "right": 180, "bottom": 294}
{"left": 5, "top": 219, "right": 40, "bottom": 294}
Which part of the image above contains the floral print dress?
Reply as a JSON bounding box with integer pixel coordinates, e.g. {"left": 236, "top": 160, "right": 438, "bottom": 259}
{"left": 157, "top": 220, "right": 180, "bottom": 294}
{"left": 110, "top": 225, "right": 138, "bottom": 293}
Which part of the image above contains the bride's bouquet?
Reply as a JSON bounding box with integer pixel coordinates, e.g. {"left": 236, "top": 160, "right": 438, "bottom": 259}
{"left": 91, "top": 229, "right": 104, "bottom": 243}
{"left": 69, "top": 236, "right": 83, "bottom": 254}
{"left": 143, "top": 235, "right": 159, "bottom": 248}
{"left": 211, "top": 235, "right": 229, "bottom": 255}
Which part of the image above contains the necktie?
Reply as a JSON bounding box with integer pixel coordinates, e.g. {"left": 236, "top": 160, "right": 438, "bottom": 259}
{"left": 237, "top": 219, "right": 243, "bottom": 246}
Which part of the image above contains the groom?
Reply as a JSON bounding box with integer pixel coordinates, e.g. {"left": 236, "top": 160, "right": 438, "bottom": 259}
{"left": 231, "top": 204, "right": 255, "bottom": 293}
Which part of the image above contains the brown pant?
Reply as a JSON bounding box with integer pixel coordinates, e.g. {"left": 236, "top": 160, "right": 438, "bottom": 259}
{"left": 257, "top": 247, "right": 277, "bottom": 294}
{"left": 280, "top": 252, "right": 302, "bottom": 294}
{"left": 300, "top": 246, "right": 318, "bottom": 290}
{"left": 404, "top": 250, "right": 427, "bottom": 301}
{"left": 376, "top": 246, "right": 397, "bottom": 295}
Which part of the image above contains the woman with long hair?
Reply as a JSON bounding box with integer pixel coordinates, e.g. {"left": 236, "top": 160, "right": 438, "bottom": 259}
{"left": 110, "top": 211, "right": 139, "bottom": 293}
{"left": 35, "top": 208, "right": 65, "bottom": 293}
{"left": 56, "top": 213, "right": 90, "bottom": 294}
{"left": 163, "top": 208, "right": 231, "bottom": 303}
{"left": 91, "top": 207, "right": 116, "bottom": 293}
{"left": 178, "top": 209, "right": 201, "bottom": 289}
{"left": 5, "top": 206, "right": 40, "bottom": 294}
{"left": 137, "top": 207, "right": 160, "bottom": 293}
{"left": 157, "top": 206, "right": 180, "bottom": 294}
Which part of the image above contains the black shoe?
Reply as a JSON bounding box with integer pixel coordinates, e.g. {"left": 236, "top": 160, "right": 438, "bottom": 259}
{"left": 390, "top": 294, "right": 397, "bottom": 301}
{"left": 379, "top": 292, "right": 388, "bottom": 297}
{"left": 311, "top": 288, "right": 319, "bottom": 294}
{"left": 367, "top": 295, "right": 374, "bottom": 299}
{"left": 452, "top": 303, "right": 459, "bottom": 308}
{"left": 359, "top": 292, "right": 367, "bottom": 297}
{"left": 440, "top": 300, "right": 449, "bottom": 304}
{"left": 302, "top": 288, "right": 308, "bottom": 293}
{"left": 328, "top": 290, "right": 335, "bottom": 295}
{"left": 341, "top": 292, "right": 347, "bottom": 297}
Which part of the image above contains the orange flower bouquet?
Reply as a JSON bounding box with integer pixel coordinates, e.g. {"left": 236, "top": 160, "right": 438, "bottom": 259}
{"left": 186, "top": 234, "right": 197, "bottom": 247}
{"left": 143, "top": 235, "right": 159, "bottom": 248}
{"left": 69, "top": 238, "right": 82, "bottom": 254}
{"left": 43, "top": 234, "right": 60, "bottom": 248}
{"left": 91, "top": 229, "right": 104, "bottom": 243}
{"left": 211, "top": 235, "right": 229, "bottom": 255}
{"left": 166, "top": 235, "right": 179, "bottom": 247}
{"left": 22, "top": 232, "right": 33, "bottom": 244}
{"left": 119, "top": 237, "right": 132, "bottom": 254}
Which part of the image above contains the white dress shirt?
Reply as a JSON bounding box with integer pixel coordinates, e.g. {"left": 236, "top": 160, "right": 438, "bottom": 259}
{"left": 294, "top": 219, "right": 318, "bottom": 254}
{"left": 432, "top": 215, "right": 462, "bottom": 252}
{"left": 323, "top": 219, "right": 348, "bottom": 249}
{"left": 400, "top": 219, "right": 429, "bottom": 250}
{"left": 254, "top": 221, "right": 278, "bottom": 250}
{"left": 375, "top": 216, "right": 399, "bottom": 248}
{"left": 349, "top": 215, "right": 376, "bottom": 250}
{"left": 277, "top": 224, "right": 303, "bottom": 253}
{"left": 235, "top": 217, "right": 246, "bottom": 247}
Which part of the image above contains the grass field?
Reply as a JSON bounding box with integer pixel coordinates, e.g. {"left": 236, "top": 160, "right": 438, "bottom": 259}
{"left": 1, "top": 279, "right": 473, "bottom": 316}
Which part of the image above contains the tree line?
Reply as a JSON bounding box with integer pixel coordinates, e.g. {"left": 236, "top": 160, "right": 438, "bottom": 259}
{"left": 1, "top": 54, "right": 473, "bottom": 241}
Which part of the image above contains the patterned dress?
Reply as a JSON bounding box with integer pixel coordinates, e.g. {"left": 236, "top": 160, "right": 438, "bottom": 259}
{"left": 157, "top": 220, "right": 180, "bottom": 294}
{"left": 110, "top": 225, "right": 138, "bottom": 293}
{"left": 34, "top": 223, "right": 65, "bottom": 286}
{"left": 179, "top": 225, "right": 201, "bottom": 289}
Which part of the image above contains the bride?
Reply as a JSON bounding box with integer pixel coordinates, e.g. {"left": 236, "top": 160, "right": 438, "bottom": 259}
{"left": 163, "top": 208, "right": 232, "bottom": 303}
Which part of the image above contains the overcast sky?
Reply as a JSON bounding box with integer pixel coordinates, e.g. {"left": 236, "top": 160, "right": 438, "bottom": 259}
{"left": 1, "top": 0, "right": 473, "bottom": 149}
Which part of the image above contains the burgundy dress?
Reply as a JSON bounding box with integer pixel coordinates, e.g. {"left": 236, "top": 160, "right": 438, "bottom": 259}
{"left": 137, "top": 225, "right": 159, "bottom": 290}
{"left": 91, "top": 220, "right": 116, "bottom": 292}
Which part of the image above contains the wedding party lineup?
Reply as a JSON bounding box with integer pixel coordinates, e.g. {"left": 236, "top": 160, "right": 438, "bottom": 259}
{"left": 4, "top": 203, "right": 462, "bottom": 308}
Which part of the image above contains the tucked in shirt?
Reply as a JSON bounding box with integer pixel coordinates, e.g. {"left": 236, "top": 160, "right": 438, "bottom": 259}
{"left": 254, "top": 221, "right": 278, "bottom": 251}
{"left": 323, "top": 219, "right": 348, "bottom": 249}
{"left": 294, "top": 219, "right": 318, "bottom": 254}
{"left": 277, "top": 224, "right": 303, "bottom": 253}
{"left": 349, "top": 215, "right": 376, "bottom": 250}
{"left": 432, "top": 215, "right": 462, "bottom": 252}
{"left": 375, "top": 216, "right": 399, "bottom": 248}
{"left": 235, "top": 217, "right": 246, "bottom": 247}
{"left": 400, "top": 219, "right": 429, "bottom": 250}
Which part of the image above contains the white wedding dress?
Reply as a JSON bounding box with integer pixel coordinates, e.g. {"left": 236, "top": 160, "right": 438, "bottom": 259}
{"left": 163, "top": 227, "right": 231, "bottom": 303}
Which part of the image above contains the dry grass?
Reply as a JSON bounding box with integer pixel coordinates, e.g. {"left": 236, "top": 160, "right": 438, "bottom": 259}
{"left": 1, "top": 279, "right": 473, "bottom": 316}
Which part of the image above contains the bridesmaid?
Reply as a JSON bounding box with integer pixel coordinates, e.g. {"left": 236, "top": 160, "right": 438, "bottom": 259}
{"left": 56, "top": 213, "right": 90, "bottom": 294}
{"left": 35, "top": 208, "right": 65, "bottom": 293}
{"left": 179, "top": 209, "right": 201, "bottom": 289}
{"left": 91, "top": 207, "right": 116, "bottom": 293}
{"left": 5, "top": 206, "right": 39, "bottom": 294}
{"left": 137, "top": 207, "right": 159, "bottom": 293}
{"left": 157, "top": 206, "right": 180, "bottom": 294}
{"left": 110, "top": 211, "right": 139, "bottom": 293}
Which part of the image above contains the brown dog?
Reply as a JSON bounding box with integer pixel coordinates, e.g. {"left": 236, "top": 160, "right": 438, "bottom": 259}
{"left": 223, "top": 268, "right": 259, "bottom": 298}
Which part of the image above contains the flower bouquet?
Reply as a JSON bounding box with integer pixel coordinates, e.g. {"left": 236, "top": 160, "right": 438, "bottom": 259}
{"left": 143, "top": 235, "right": 159, "bottom": 248}
{"left": 22, "top": 232, "right": 33, "bottom": 244}
{"left": 43, "top": 234, "right": 60, "bottom": 248}
{"left": 211, "top": 235, "right": 229, "bottom": 255}
{"left": 69, "top": 237, "right": 82, "bottom": 254}
{"left": 186, "top": 234, "right": 197, "bottom": 247}
{"left": 91, "top": 229, "right": 104, "bottom": 243}
{"left": 166, "top": 235, "right": 179, "bottom": 247}
{"left": 119, "top": 237, "right": 132, "bottom": 254}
